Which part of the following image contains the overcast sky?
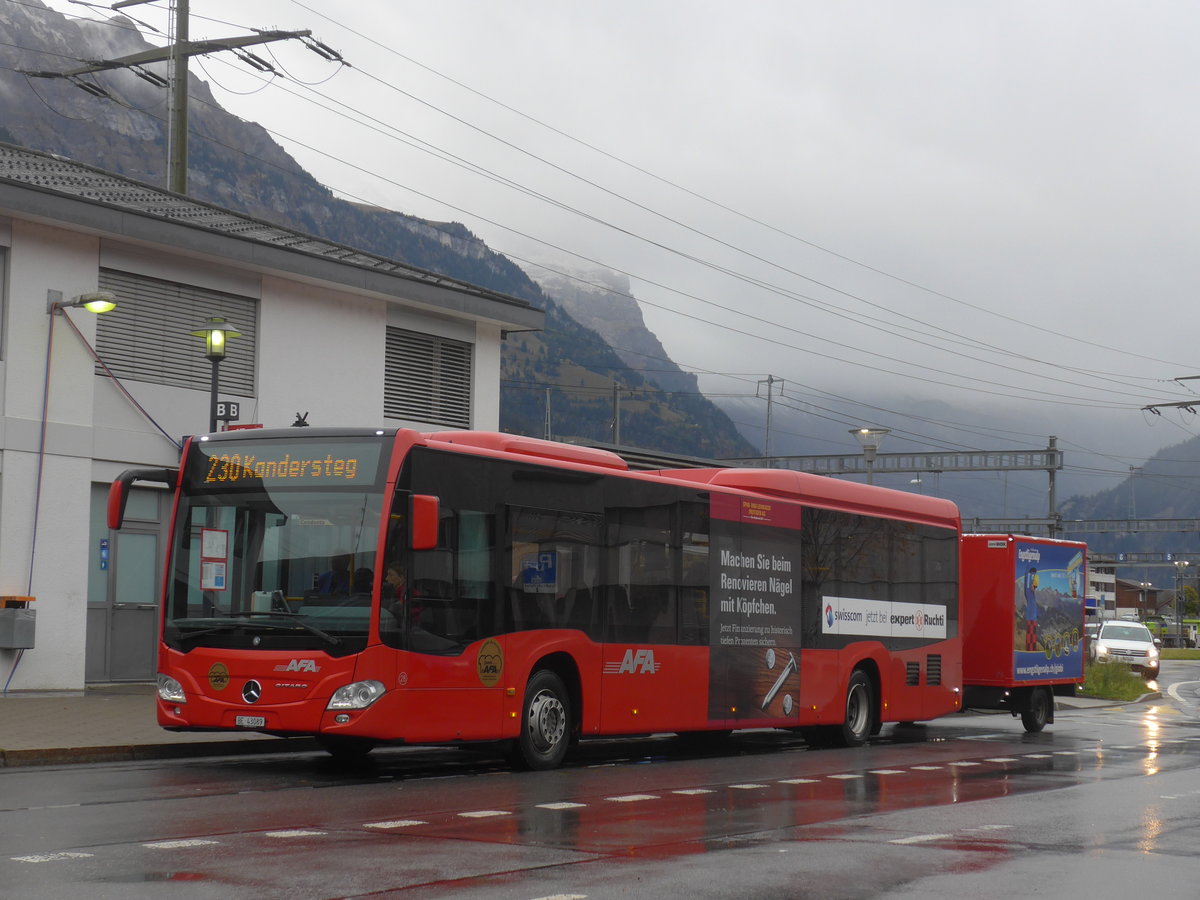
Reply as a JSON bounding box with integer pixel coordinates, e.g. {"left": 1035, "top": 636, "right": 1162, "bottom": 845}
{"left": 40, "top": 0, "right": 1200, "bottom": 492}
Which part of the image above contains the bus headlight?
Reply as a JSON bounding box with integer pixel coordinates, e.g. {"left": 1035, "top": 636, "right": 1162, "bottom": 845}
{"left": 327, "top": 680, "right": 386, "bottom": 710}
{"left": 156, "top": 673, "right": 187, "bottom": 703}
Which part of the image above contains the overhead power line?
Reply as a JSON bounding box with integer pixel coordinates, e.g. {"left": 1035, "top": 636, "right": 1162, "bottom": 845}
{"left": 20, "top": 0, "right": 329, "bottom": 192}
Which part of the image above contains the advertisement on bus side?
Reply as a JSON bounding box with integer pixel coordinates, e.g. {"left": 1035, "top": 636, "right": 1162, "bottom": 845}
{"left": 707, "top": 493, "right": 803, "bottom": 722}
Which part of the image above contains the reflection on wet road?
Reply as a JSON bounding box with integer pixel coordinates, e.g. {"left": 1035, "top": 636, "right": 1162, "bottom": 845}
{"left": 7, "top": 699, "right": 1200, "bottom": 898}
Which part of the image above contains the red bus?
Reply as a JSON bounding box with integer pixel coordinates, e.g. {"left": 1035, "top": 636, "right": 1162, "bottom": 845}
{"left": 109, "top": 428, "right": 963, "bottom": 769}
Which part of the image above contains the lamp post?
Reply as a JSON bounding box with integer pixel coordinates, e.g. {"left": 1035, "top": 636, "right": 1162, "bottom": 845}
{"left": 33, "top": 290, "right": 118, "bottom": 598}
{"left": 191, "top": 316, "right": 241, "bottom": 433}
{"left": 851, "top": 427, "right": 890, "bottom": 485}
{"left": 1138, "top": 581, "right": 1151, "bottom": 621}
{"left": 1174, "top": 561, "right": 1190, "bottom": 647}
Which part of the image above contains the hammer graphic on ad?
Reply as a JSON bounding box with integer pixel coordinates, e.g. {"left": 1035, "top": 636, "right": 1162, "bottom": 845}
{"left": 761, "top": 651, "right": 797, "bottom": 710}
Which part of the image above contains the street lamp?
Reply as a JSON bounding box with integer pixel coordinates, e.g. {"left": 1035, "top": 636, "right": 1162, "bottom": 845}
{"left": 191, "top": 316, "right": 241, "bottom": 433}
{"left": 1138, "top": 581, "right": 1151, "bottom": 621}
{"left": 851, "top": 427, "right": 890, "bottom": 485}
{"left": 47, "top": 290, "right": 117, "bottom": 315}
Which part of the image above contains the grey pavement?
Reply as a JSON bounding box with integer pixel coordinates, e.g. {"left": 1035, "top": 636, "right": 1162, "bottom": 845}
{"left": 0, "top": 681, "right": 1143, "bottom": 768}
{"left": 0, "top": 682, "right": 317, "bottom": 767}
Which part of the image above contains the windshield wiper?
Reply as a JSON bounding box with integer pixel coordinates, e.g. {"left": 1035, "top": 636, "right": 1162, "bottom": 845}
{"left": 223, "top": 611, "right": 342, "bottom": 646}
{"left": 171, "top": 612, "right": 342, "bottom": 647}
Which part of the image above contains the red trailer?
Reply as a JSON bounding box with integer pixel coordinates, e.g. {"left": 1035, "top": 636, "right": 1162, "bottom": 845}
{"left": 961, "top": 534, "right": 1087, "bottom": 732}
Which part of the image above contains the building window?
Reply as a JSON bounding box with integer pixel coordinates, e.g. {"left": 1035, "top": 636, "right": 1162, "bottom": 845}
{"left": 95, "top": 269, "right": 257, "bottom": 395}
{"left": 384, "top": 326, "right": 472, "bottom": 427}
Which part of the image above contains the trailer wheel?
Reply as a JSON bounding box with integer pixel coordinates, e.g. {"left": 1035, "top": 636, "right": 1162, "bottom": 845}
{"left": 838, "top": 669, "right": 874, "bottom": 747}
{"left": 511, "top": 670, "right": 571, "bottom": 770}
{"left": 1021, "top": 687, "right": 1051, "bottom": 733}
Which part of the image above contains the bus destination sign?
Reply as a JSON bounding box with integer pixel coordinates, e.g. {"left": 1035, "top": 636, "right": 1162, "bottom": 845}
{"left": 190, "top": 439, "right": 384, "bottom": 488}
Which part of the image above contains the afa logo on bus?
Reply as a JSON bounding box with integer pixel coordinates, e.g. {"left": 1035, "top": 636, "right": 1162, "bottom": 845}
{"left": 603, "top": 649, "right": 661, "bottom": 674}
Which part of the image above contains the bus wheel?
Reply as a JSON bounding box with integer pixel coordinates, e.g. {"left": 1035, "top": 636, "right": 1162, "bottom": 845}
{"left": 1021, "top": 687, "right": 1051, "bottom": 733}
{"left": 317, "top": 735, "right": 377, "bottom": 762}
{"left": 839, "top": 670, "right": 874, "bottom": 747}
{"left": 513, "top": 670, "right": 571, "bottom": 770}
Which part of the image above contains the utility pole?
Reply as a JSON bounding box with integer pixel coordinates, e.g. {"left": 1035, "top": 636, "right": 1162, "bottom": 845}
{"left": 757, "top": 375, "right": 781, "bottom": 461}
{"left": 611, "top": 381, "right": 622, "bottom": 447}
{"left": 24, "top": 1, "right": 336, "bottom": 194}
{"left": 544, "top": 387, "right": 552, "bottom": 441}
{"left": 1047, "top": 435, "right": 1058, "bottom": 534}
{"left": 164, "top": 0, "right": 188, "bottom": 195}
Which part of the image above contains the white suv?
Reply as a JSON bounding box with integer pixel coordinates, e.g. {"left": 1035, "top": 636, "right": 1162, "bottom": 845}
{"left": 1090, "top": 621, "right": 1160, "bottom": 678}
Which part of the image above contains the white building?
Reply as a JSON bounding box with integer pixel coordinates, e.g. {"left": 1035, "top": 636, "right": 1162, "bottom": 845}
{"left": 0, "top": 145, "right": 542, "bottom": 691}
{"left": 1087, "top": 560, "right": 1116, "bottom": 620}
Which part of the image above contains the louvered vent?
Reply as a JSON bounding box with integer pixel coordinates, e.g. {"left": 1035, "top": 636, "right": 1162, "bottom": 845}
{"left": 926, "top": 654, "right": 942, "bottom": 686}
{"left": 385, "top": 327, "right": 472, "bottom": 427}
{"left": 906, "top": 662, "right": 920, "bottom": 686}
{"left": 96, "top": 269, "right": 257, "bottom": 395}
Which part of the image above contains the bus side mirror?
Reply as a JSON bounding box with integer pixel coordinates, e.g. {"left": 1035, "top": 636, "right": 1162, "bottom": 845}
{"left": 108, "top": 467, "right": 178, "bottom": 529}
{"left": 410, "top": 494, "right": 440, "bottom": 550}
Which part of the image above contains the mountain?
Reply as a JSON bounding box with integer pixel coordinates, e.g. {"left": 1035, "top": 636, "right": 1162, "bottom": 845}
{"left": 519, "top": 262, "right": 755, "bottom": 458}
{"left": 0, "top": 0, "right": 754, "bottom": 459}
{"left": 1058, "top": 435, "right": 1200, "bottom": 550}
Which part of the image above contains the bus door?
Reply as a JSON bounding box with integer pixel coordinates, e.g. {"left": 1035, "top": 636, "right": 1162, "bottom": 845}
{"left": 599, "top": 506, "right": 700, "bottom": 734}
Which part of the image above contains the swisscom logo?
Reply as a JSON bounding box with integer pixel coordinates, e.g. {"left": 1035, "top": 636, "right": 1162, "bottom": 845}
{"left": 822, "top": 597, "right": 947, "bottom": 639}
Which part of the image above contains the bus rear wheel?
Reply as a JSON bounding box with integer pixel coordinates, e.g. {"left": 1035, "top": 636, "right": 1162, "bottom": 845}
{"left": 512, "top": 670, "right": 571, "bottom": 770}
{"left": 838, "top": 670, "right": 874, "bottom": 747}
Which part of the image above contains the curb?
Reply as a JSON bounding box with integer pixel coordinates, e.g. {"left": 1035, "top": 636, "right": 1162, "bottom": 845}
{"left": 0, "top": 736, "right": 321, "bottom": 768}
{"left": 1061, "top": 690, "right": 1162, "bottom": 709}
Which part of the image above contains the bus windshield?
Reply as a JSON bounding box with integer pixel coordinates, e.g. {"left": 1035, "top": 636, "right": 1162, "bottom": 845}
{"left": 163, "top": 436, "right": 388, "bottom": 657}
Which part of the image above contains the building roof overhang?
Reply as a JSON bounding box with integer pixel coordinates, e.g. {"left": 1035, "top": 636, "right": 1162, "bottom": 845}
{"left": 0, "top": 144, "right": 544, "bottom": 333}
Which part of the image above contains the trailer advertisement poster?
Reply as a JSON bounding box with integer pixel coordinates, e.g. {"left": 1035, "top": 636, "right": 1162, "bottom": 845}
{"left": 1013, "top": 540, "right": 1085, "bottom": 681}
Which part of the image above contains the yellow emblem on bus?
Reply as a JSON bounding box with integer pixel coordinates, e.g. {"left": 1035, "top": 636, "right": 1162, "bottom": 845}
{"left": 208, "top": 662, "right": 231, "bottom": 691}
{"left": 477, "top": 639, "right": 503, "bottom": 687}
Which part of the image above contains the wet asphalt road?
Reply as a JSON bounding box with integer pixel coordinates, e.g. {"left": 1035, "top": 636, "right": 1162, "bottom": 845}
{"left": 5, "top": 663, "right": 1200, "bottom": 899}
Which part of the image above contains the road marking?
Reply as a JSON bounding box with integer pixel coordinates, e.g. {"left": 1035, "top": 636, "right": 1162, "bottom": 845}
{"left": 537, "top": 802, "right": 587, "bottom": 810}
{"left": 264, "top": 830, "right": 326, "bottom": 838}
{"left": 364, "top": 820, "right": 427, "bottom": 829}
{"left": 459, "top": 810, "right": 512, "bottom": 818}
{"left": 606, "top": 794, "right": 659, "bottom": 803}
{"left": 144, "top": 839, "right": 219, "bottom": 849}
{"left": 12, "top": 851, "right": 95, "bottom": 863}
{"left": 890, "top": 833, "right": 950, "bottom": 844}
